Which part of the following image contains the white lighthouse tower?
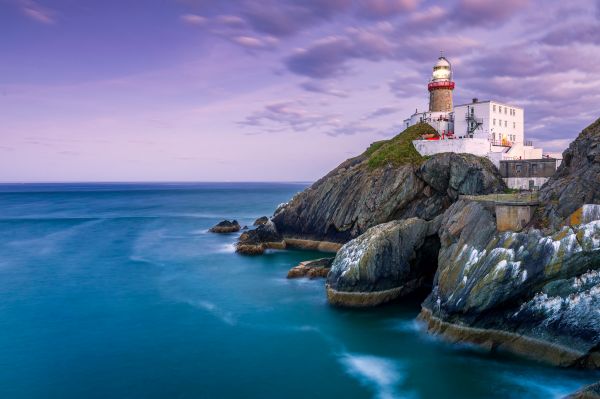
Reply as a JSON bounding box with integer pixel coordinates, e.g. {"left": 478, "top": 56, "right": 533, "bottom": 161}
{"left": 428, "top": 56, "right": 454, "bottom": 113}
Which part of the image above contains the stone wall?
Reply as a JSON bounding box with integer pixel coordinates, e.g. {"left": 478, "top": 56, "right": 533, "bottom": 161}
{"left": 495, "top": 204, "right": 536, "bottom": 232}
{"left": 429, "top": 88, "right": 453, "bottom": 112}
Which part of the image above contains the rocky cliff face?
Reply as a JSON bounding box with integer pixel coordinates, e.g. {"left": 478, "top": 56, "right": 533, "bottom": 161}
{"left": 417, "top": 118, "right": 600, "bottom": 367}
{"left": 271, "top": 125, "right": 506, "bottom": 244}
{"left": 538, "top": 118, "right": 600, "bottom": 229}
{"left": 421, "top": 200, "right": 600, "bottom": 367}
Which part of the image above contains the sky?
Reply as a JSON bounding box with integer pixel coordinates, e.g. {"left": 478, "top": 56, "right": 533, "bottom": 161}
{"left": 1, "top": 0, "right": 599, "bottom": 182}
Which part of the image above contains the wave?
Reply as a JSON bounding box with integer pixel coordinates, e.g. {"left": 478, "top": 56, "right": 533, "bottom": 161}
{"left": 190, "top": 299, "right": 237, "bottom": 326}
{"left": 338, "top": 352, "right": 413, "bottom": 399}
{"left": 500, "top": 371, "right": 593, "bottom": 399}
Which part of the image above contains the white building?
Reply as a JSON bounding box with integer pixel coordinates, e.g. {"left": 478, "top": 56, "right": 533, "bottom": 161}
{"left": 404, "top": 56, "right": 544, "bottom": 168}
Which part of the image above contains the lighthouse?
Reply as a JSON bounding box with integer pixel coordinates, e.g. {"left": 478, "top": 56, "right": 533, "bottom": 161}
{"left": 428, "top": 56, "right": 454, "bottom": 112}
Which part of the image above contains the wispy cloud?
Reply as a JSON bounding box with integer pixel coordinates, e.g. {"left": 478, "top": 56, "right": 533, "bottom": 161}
{"left": 20, "top": 0, "right": 56, "bottom": 24}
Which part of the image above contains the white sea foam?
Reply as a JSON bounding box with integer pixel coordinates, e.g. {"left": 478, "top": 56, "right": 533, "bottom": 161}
{"left": 194, "top": 300, "right": 237, "bottom": 326}
{"left": 214, "top": 243, "right": 236, "bottom": 253}
{"left": 389, "top": 319, "right": 426, "bottom": 334}
{"left": 501, "top": 371, "right": 589, "bottom": 399}
{"left": 339, "top": 353, "right": 407, "bottom": 399}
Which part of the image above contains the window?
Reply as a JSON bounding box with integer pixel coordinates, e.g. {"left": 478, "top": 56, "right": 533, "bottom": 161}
{"left": 493, "top": 105, "right": 496, "bottom": 112}
{"left": 516, "top": 164, "right": 522, "bottom": 174}
{"left": 493, "top": 118, "right": 496, "bottom": 126}
{"left": 504, "top": 108, "right": 507, "bottom": 115}
{"left": 513, "top": 122, "right": 516, "bottom": 128}
{"left": 498, "top": 106, "right": 502, "bottom": 113}
{"left": 505, "top": 120, "right": 507, "bottom": 127}
{"left": 532, "top": 164, "right": 538, "bottom": 175}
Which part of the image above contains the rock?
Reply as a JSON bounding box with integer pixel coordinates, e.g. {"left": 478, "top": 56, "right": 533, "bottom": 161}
{"left": 326, "top": 218, "right": 440, "bottom": 307}
{"left": 420, "top": 199, "right": 600, "bottom": 367}
{"left": 235, "top": 220, "right": 284, "bottom": 255}
{"left": 287, "top": 258, "right": 334, "bottom": 279}
{"left": 209, "top": 220, "right": 240, "bottom": 233}
{"left": 242, "top": 225, "right": 248, "bottom": 230}
{"left": 566, "top": 381, "right": 600, "bottom": 399}
{"left": 271, "top": 128, "right": 505, "bottom": 245}
{"left": 538, "top": 117, "right": 600, "bottom": 229}
{"left": 253, "top": 216, "right": 269, "bottom": 226}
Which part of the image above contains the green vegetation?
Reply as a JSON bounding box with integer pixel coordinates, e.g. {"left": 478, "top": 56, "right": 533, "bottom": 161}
{"left": 364, "top": 123, "right": 438, "bottom": 169}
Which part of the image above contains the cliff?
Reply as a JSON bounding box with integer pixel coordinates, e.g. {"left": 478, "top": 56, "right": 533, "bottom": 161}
{"left": 240, "top": 116, "right": 600, "bottom": 368}
{"left": 270, "top": 123, "right": 506, "bottom": 244}
{"left": 537, "top": 118, "right": 600, "bottom": 229}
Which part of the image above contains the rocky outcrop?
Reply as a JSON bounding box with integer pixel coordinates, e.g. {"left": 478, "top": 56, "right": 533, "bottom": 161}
{"left": 236, "top": 220, "right": 284, "bottom": 255}
{"left": 538, "top": 117, "right": 600, "bottom": 229}
{"left": 566, "top": 381, "right": 600, "bottom": 399}
{"left": 326, "top": 218, "right": 441, "bottom": 307}
{"left": 420, "top": 200, "right": 600, "bottom": 367}
{"left": 271, "top": 139, "right": 505, "bottom": 245}
{"left": 287, "top": 258, "right": 334, "bottom": 279}
{"left": 253, "top": 216, "right": 269, "bottom": 226}
{"left": 209, "top": 220, "right": 241, "bottom": 233}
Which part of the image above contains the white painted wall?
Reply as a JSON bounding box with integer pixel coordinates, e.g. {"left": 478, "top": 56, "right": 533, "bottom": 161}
{"left": 413, "top": 138, "right": 490, "bottom": 157}
{"left": 504, "top": 177, "right": 549, "bottom": 190}
{"left": 454, "top": 101, "right": 524, "bottom": 145}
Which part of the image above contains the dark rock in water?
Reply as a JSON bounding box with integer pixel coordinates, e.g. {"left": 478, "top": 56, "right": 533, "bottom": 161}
{"left": 326, "top": 218, "right": 441, "bottom": 307}
{"left": 253, "top": 216, "right": 269, "bottom": 226}
{"left": 538, "top": 117, "right": 600, "bottom": 229}
{"left": 209, "top": 220, "right": 240, "bottom": 233}
{"left": 271, "top": 134, "right": 505, "bottom": 244}
{"left": 235, "top": 220, "right": 284, "bottom": 255}
{"left": 287, "top": 258, "right": 334, "bottom": 279}
{"left": 566, "top": 381, "right": 600, "bottom": 398}
{"left": 420, "top": 199, "right": 600, "bottom": 367}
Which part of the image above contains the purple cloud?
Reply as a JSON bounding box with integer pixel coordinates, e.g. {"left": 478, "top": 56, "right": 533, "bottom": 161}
{"left": 356, "top": 0, "right": 420, "bottom": 19}
{"left": 452, "top": 0, "right": 529, "bottom": 25}
{"left": 20, "top": 0, "right": 56, "bottom": 24}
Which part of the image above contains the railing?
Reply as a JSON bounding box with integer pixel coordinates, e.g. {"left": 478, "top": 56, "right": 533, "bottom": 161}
{"left": 427, "top": 81, "right": 455, "bottom": 90}
{"left": 489, "top": 139, "right": 512, "bottom": 147}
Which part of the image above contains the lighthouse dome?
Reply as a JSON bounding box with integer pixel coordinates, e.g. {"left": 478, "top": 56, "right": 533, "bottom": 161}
{"left": 431, "top": 56, "right": 452, "bottom": 81}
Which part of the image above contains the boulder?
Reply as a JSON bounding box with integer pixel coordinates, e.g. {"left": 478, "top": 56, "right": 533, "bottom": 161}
{"left": 235, "top": 220, "right": 284, "bottom": 255}
{"left": 253, "top": 216, "right": 269, "bottom": 226}
{"left": 287, "top": 258, "right": 334, "bottom": 279}
{"left": 209, "top": 220, "right": 240, "bottom": 233}
{"left": 326, "top": 218, "right": 440, "bottom": 307}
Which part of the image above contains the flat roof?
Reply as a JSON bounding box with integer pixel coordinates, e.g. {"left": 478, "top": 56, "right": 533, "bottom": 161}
{"left": 499, "top": 158, "right": 558, "bottom": 163}
{"left": 454, "top": 100, "right": 523, "bottom": 109}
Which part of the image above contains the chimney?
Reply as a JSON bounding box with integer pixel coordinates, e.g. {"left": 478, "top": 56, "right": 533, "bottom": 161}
{"left": 472, "top": 98, "right": 478, "bottom": 103}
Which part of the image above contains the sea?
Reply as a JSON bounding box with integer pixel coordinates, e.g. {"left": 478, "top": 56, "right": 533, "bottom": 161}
{"left": 0, "top": 182, "right": 597, "bottom": 399}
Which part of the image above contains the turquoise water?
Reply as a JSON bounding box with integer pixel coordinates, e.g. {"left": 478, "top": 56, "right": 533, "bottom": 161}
{"left": 0, "top": 183, "right": 597, "bottom": 399}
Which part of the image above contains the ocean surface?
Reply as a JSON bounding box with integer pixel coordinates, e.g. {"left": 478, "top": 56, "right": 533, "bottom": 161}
{"left": 0, "top": 182, "right": 597, "bottom": 399}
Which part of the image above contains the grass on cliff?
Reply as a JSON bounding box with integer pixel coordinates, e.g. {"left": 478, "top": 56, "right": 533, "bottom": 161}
{"left": 364, "top": 123, "right": 438, "bottom": 169}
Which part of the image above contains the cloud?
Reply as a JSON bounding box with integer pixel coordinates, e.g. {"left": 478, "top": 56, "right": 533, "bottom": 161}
{"left": 356, "top": 0, "right": 420, "bottom": 19}
{"left": 231, "top": 35, "right": 278, "bottom": 49}
{"left": 452, "top": 0, "right": 529, "bottom": 25}
{"left": 20, "top": 0, "right": 56, "bottom": 24}
{"left": 180, "top": 14, "right": 207, "bottom": 26}
{"left": 541, "top": 23, "right": 600, "bottom": 45}
{"left": 285, "top": 30, "right": 393, "bottom": 78}
{"left": 240, "top": 0, "right": 352, "bottom": 37}
{"left": 239, "top": 101, "right": 341, "bottom": 133}
{"left": 365, "top": 106, "right": 399, "bottom": 119}
{"left": 299, "top": 81, "right": 349, "bottom": 97}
